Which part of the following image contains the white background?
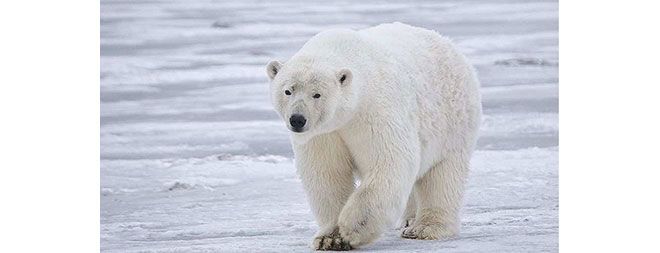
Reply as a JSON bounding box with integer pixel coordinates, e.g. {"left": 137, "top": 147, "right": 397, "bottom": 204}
{"left": 0, "top": 0, "right": 659, "bottom": 252}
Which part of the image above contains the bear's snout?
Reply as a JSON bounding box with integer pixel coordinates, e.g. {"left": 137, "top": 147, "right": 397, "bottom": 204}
{"left": 289, "top": 114, "right": 307, "bottom": 132}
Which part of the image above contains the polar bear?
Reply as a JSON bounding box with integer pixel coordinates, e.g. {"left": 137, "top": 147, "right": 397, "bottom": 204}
{"left": 266, "top": 22, "right": 481, "bottom": 251}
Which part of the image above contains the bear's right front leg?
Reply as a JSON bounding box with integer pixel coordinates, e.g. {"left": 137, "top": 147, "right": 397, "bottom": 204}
{"left": 293, "top": 133, "right": 355, "bottom": 251}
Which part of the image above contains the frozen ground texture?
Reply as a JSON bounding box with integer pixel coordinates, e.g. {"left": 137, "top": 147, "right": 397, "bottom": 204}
{"left": 101, "top": 0, "right": 558, "bottom": 252}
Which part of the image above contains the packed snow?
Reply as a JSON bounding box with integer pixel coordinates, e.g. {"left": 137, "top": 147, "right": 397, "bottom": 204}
{"left": 101, "top": 0, "right": 558, "bottom": 252}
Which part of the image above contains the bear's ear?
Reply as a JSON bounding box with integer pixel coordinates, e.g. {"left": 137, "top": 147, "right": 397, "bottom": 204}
{"left": 266, "top": 60, "right": 282, "bottom": 80}
{"left": 337, "top": 68, "right": 352, "bottom": 86}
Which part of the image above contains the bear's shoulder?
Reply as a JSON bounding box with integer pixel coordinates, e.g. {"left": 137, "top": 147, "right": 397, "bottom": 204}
{"left": 307, "top": 28, "right": 362, "bottom": 46}
{"left": 295, "top": 28, "right": 364, "bottom": 57}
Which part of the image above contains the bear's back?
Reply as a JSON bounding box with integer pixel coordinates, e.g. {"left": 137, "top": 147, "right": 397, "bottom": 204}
{"left": 358, "top": 22, "right": 440, "bottom": 43}
{"left": 358, "top": 22, "right": 452, "bottom": 63}
{"left": 292, "top": 23, "right": 449, "bottom": 67}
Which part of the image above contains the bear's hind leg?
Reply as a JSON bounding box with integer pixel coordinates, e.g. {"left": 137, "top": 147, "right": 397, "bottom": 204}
{"left": 402, "top": 153, "right": 470, "bottom": 240}
{"left": 398, "top": 191, "right": 417, "bottom": 229}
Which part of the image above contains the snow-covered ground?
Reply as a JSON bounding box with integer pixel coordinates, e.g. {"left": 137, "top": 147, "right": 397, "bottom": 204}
{"left": 101, "top": 0, "right": 558, "bottom": 252}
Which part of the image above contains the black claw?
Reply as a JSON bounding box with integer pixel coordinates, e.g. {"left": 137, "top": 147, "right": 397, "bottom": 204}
{"left": 329, "top": 240, "right": 338, "bottom": 250}
{"left": 316, "top": 238, "right": 322, "bottom": 250}
{"left": 341, "top": 240, "right": 352, "bottom": 251}
{"left": 401, "top": 230, "right": 418, "bottom": 239}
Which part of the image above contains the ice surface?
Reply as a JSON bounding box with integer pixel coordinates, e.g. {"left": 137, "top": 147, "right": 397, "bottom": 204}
{"left": 101, "top": 0, "right": 557, "bottom": 252}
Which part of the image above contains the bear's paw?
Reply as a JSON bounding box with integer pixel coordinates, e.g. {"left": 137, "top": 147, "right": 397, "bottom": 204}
{"left": 312, "top": 227, "right": 353, "bottom": 251}
{"left": 401, "top": 223, "right": 457, "bottom": 240}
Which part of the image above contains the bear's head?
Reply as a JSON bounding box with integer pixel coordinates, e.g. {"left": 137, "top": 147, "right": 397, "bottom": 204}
{"left": 266, "top": 59, "right": 358, "bottom": 141}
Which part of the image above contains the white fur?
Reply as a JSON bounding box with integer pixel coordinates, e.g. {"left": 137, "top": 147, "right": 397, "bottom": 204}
{"left": 267, "top": 22, "right": 481, "bottom": 250}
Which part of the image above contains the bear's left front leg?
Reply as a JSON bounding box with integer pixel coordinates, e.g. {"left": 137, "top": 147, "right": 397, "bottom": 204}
{"left": 334, "top": 128, "right": 419, "bottom": 248}
{"left": 294, "top": 133, "right": 356, "bottom": 251}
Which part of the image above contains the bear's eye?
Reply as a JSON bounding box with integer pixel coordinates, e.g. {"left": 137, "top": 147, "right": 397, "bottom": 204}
{"left": 313, "top": 93, "right": 321, "bottom": 99}
{"left": 284, "top": 90, "right": 291, "bottom": 95}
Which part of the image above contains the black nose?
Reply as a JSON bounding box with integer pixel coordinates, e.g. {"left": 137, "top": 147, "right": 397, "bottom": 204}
{"left": 289, "top": 114, "right": 307, "bottom": 130}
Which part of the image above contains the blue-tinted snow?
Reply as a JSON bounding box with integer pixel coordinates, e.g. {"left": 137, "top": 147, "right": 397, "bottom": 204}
{"left": 101, "top": 0, "right": 558, "bottom": 252}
